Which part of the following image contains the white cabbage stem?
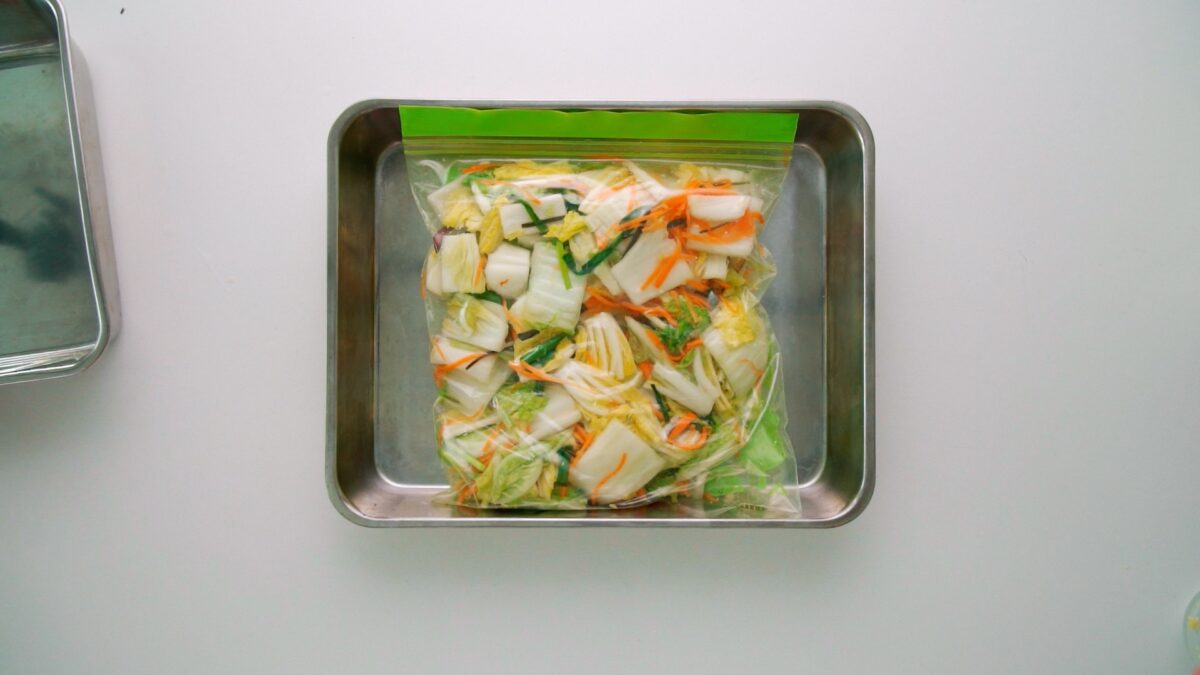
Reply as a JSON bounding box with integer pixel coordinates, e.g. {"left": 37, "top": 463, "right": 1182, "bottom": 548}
{"left": 484, "top": 242, "right": 531, "bottom": 299}
{"left": 610, "top": 228, "right": 696, "bottom": 304}
{"left": 500, "top": 194, "right": 566, "bottom": 237}
{"left": 514, "top": 242, "right": 586, "bottom": 332}
{"left": 442, "top": 296, "right": 509, "bottom": 352}
{"left": 650, "top": 363, "right": 716, "bottom": 416}
{"left": 687, "top": 194, "right": 749, "bottom": 225}
{"left": 575, "top": 312, "right": 636, "bottom": 380}
{"left": 569, "top": 420, "right": 666, "bottom": 505}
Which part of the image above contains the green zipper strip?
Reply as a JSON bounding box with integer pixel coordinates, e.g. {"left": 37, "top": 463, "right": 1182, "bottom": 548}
{"left": 399, "top": 106, "right": 798, "bottom": 143}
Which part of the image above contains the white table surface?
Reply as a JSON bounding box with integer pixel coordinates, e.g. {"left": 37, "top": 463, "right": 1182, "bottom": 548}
{"left": 3, "top": 1, "right": 1198, "bottom": 673}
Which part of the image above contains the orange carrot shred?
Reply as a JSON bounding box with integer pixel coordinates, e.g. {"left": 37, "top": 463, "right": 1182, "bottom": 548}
{"left": 668, "top": 413, "right": 698, "bottom": 441}
{"left": 570, "top": 431, "right": 596, "bottom": 470}
{"left": 478, "top": 426, "right": 504, "bottom": 467}
{"left": 460, "top": 162, "right": 497, "bottom": 176}
{"left": 433, "top": 352, "right": 484, "bottom": 385}
{"left": 590, "top": 452, "right": 627, "bottom": 502}
{"left": 473, "top": 255, "right": 485, "bottom": 287}
{"left": 672, "top": 427, "right": 710, "bottom": 451}
{"left": 637, "top": 361, "right": 654, "bottom": 380}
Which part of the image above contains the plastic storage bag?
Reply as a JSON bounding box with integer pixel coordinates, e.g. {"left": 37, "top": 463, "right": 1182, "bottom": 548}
{"left": 403, "top": 107, "right": 801, "bottom": 515}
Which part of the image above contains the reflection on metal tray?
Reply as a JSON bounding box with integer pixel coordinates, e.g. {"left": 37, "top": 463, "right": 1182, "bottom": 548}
{"left": 327, "top": 101, "right": 873, "bottom": 527}
{"left": 0, "top": 0, "right": 118, "bottom": 385}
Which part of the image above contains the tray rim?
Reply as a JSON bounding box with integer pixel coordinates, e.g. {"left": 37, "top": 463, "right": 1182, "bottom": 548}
{"left": 327, "top": 99, "right": 874, "bottom": 528}
{"left": 0, "top": 0, "right": 118, "bottom": 386}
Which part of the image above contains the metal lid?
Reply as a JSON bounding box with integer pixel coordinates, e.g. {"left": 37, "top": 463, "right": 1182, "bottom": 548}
{"left": 0, "top": 0, "right": 118, "bottom": 384}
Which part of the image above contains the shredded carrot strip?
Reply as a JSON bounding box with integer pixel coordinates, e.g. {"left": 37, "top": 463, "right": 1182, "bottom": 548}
{"left": 683, "top": 179, "right": 739, "bottom": 195}
{"left": 644, "top": 330, "right": 670, "bottom": 357}
{"left": 680, "top": 211, "right": 762, "bottom": 246}
{"left": 672, "top": 426, "right": 710, "bottom": 451}
{"left": 677, "top": 289, "right": 710, "bottom": 309}
{"left": 478, "top": 426, "right": 504, "bottom": 467}
{"left": 741, "top": 358, "right": 765, "bottom": 380}
{"left": 514, "top": 185, "right": 541, "bottom": 206}
{"left": 615, "top": 193, "right": 687, "bottom": 233}
{"left": 460, "top": 162, "right": 497, "bottom": 176}
{"left": 634, "top": 488, "right": 647, "bottom": 498}
{"left": 637, "top": 361, "right": 653, "bottom": 380}
{"left": 500, "top": 297, "right": 520, "bottom": 343}
{"left": 457, "top": 484, "right": 475, "bottom": 505}
{"left": 641, "top": 306, "right": 676, "bottom": 324}
{"left": 558, "top": 486, "right": 569, "bottom": 498}
{"left": 572, "top": 424, "right": 592, "bottom": 449}
{"left": 431, "top": 338, "right": 447, "bottom": 361}
{"left": 668, "top": 413, "right": 699, "bottom": 441}
{"left": 440, "top": 409, "right": 484, "bottom": 427}
{"left": 684, "top": 278, "right": 710, "bottom": 293}
{"left": 702, "top": 491, "right": 718, "bottom": 503}
{"left": 678, "top": 338, "right": 704, "bottom": 360}
{"left": 508, "top": 360, "right": 565, "bottom": 385}
{"left": 473, "top": 255, "right": 485, "bottom": 287}
{"left": 641, "top": 238, "right": 682, "bottom": 291}
{"left": 570, "top": 431, "right": 596, "bottom": 469}
{"left": 583, "top": 288, "right": 678, "bottom": 326}
{"left": 590, "top": 452, "right": 627, "bottom": 502}
{"left": 433, "top": 352, "right": 484, "bottom": 385}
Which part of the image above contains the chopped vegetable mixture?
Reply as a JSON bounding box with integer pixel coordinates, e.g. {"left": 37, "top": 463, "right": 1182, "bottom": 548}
{"left": 415, "top": 157, "right": 795, "bottom": 511}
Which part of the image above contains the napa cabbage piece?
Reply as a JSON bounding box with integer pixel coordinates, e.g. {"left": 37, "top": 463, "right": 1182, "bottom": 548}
{"left": 545, "top": 211, "right": 589, "bottom": 242}
{"left": 473, "top": 428, "right": 572, "bottom": 506}
{"left": 624, "top": 316, "right": 672, "bottom": 364}
{"left": 440, "top": 412, "right": 499, "bottom": 441}
{"left": 701, "top": 324, "right": 768, "bottom": 398}
{"left": 428, "top": 180, "right": 484, "bottom": 230}
{"left": 527, "top": 384, "right": 582, "bottom": 441}
{"left": 484, "top": 242, "right": 530, "bottom": 299}
{"left": 711, "top": 292, "right": 760, "bottom": 348}
{"left": 442, "top": 294, "right": 509, "bottom": 352}
{"left": 674, "top": 163, "right": 752, "bottom": 187}
{"left": 554, "top": 360, "right": 644, "bottom": 415}
{"left": 477, "top": 196, "right": 508, "bottom": 254}
{"left": 513, "top": 242, "right": 586, "bottom": 332}
{"left": 624, "top": 161, "right": 677, "bottom": 203}
{"left": 424, "top": 249, "right": 445, "bottom": 297}
{"left": 499, "top": 383, "right": 581, "bottom": 443}
{"left": 569, "top": 420, "right": 666, "bottom": 505}
{"left": 609, "top": 228, "right": 695, "bottom": 304}
{"left": 438, "top": 233, "right": 486, "bottom": 294}
{"left": 494, "top": 380, "right": 549, "bottom": 426}
{"left": 475, "top": 446, "right": 542, "bottom": 506}
{"left": 650, "top": 361, "right": 717, "bottom": 416}
{"left": 575, "top": 312, "right": 636, "bottom": 380}
{"left": 581, "top": 187, "right": 639, "bottom": 243}
{"left": 441, "top": 356, "right": 513, "bottom": 416}
{"left": 430, "top": 336, "right": 500, "bottom": 383}
{"left": 684, "top": 230, "right": 756, "bottom": 258}
{"left": 687, "top": 194, "right": 748, "bottom": 224}
{"left": 500, "top": 194, "right": 567, "bottom": 237}
{"left": 441, "top": 427, "right": 507, "bottom": 474}
{"left": 492, "top": 160, "right": 573, "bottom": 180}
{"left": 698, "top": 253, "right": 728, "bottom": 279}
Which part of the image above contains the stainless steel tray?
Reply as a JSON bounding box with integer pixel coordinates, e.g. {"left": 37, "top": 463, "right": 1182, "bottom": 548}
{"left": 327, "top": 101, "right": 873, "bottom": 527}
{"left": 0, "top": 0, "right": 118, "bottom": 385}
